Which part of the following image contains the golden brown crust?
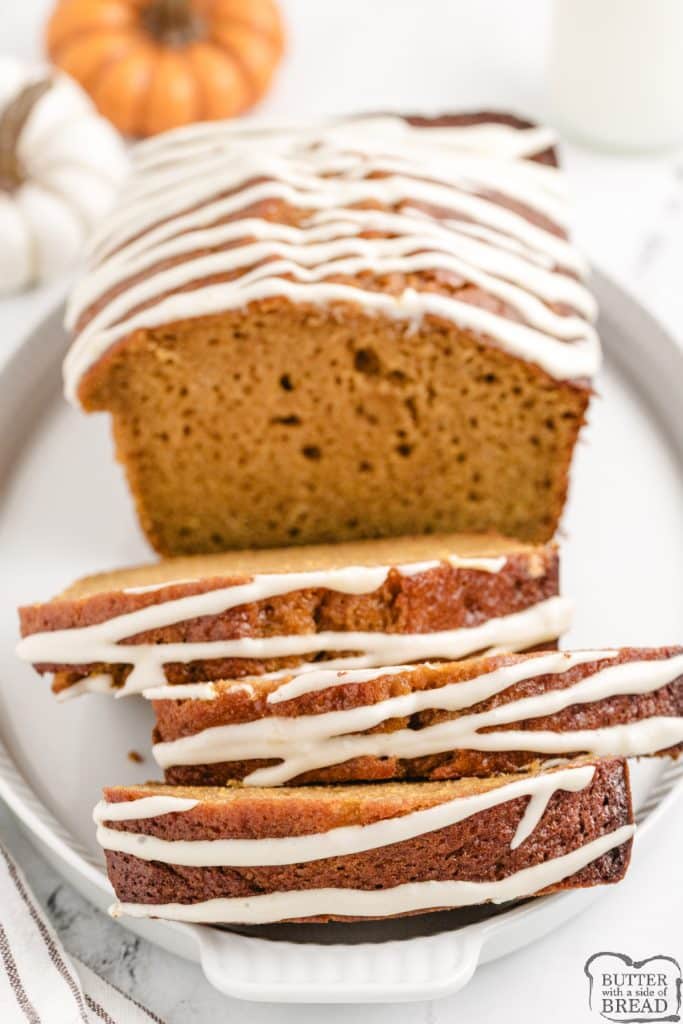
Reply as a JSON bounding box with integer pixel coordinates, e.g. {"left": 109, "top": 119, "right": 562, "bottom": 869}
{"left": 101, "top": 758, "right": 633, "bottom": 921}
{"left": 30, "top": 532, "right": 549, "bottom": 600}
{"left": 152, "top": 647, "right": 683, "bottom": 785}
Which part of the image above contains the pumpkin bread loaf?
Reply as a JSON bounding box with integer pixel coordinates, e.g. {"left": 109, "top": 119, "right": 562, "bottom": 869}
{"left": 149, "top": 647, "right": 683, "bottom": 787}
{"left": 16, "top": 532, "right": 566, "bottom": 698}
{"left": 96, "top": 757, "right": 634, "bottom": 924}
{"left": 62, "top": 112, "right": 598, "bottom": 555}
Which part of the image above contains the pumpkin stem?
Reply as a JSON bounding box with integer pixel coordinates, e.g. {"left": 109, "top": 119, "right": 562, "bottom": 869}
{"left": 142, "top": 0, "right": 206, "bottom": 47}
{"left": 0, "top": 78, "right": 52, "bottom": 193}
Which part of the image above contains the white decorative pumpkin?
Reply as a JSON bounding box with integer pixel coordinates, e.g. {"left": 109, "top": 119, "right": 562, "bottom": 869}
{"left": 0, "top": 58, "right": 128, "bottom": 294}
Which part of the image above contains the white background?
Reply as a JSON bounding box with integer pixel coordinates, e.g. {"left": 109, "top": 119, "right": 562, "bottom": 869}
{"left": 1, "top": 1, "right": 681, "bottom": 1020}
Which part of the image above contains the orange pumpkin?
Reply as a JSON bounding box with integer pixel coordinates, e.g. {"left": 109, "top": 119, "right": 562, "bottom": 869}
{"left": 45, "top": 0, "right": 285, "bottom": 137}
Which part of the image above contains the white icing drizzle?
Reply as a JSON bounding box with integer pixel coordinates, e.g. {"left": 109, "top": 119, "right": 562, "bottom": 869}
{"left": 123, "top": 578, "right": 199, "bottom": 594}
{"left": 89, "top": 118, "right": 569, "bottom": 261}
{"left": 443, "top": 718, "right": 683, "bottom": 757}
{"left": 70, "top": 208, "right": 594, "bottom": 322}
{"left": 511, "top": 783, "right": 570, "bottom": 850}
{"left": 144, "top": 682, "right": 220, "bottom": 701}
{"left": 152, "top": 649, "right": 604, "bottom": 772}
{"left": 95, "top": 796, "right": 198, "bottom": 821}
{"left": 16, "top": 555, "right": 571, "bottom": 699}
{"left": 263, "top": 656, "right": 545, "bottom": 706}
{"left": 109, "top": 824, "right": 635, "bottom": 924}
{"left": 63, "top": 115, "right": 599, "bottom": 402}
{"left": 54, "top": 673, "right": 115, "bottom": 701}
{"left": 143, "top": 669, "right": 411, "bottom": 702}
{"left": 151, "top": 652, "right": 683, "bottom": 784}
{"left": 71, "top": 218, "right": 594, "bottom": 333}
{"left": 267, "top": 664, "right": 417, "bottom": 704}
{"left": 132, "top": 118, "right": 560, "bottom": 169}
{"left": 21, "top": 595, "right": 570, "bottom": 698}
{"left": 143, "top": 665, "right": 423, "bottom": 703}
{"left": 142, "top": 680, "right": 259, "bottom": 701}
{"left": 20, "top": 555, "right": 506, "bottom": 651}
{"left": 95, "top": 764, "right": 595, "bottom": 866}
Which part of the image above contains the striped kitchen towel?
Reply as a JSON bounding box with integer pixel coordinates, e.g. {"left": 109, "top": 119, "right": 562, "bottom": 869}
{"left": 0, "top": 842, "right": 165, "bottom": 1024}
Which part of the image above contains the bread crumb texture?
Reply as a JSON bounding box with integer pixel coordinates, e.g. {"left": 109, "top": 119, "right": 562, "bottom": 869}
{"left": 84, "top": 303, "right": 588, "bottom": 554}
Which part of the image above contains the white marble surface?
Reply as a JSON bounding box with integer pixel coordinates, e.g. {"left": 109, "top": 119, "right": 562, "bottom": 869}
{"left": 1, "top": 1, "right": 682, "bottom": 1020}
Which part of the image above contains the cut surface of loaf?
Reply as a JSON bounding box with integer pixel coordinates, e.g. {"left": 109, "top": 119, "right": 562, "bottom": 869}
{"left": 16, "top": 533, "right": 567, "bottom": 698}
{"left": 96, "top": 757, "right": 633, "bottom": 924}
{"left": 63, "top": 112, "right": 597, "bottom": 555}
{"left": 149, "top": 646, "right": 683, "bottom": 786}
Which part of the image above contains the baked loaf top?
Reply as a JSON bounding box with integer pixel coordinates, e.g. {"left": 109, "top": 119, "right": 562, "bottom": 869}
{"left": 16, "top": 532, "right": 567, "bottom": 697}
{"left": 64, "top": 112, "right": 599, "bottom": 404}
{"left": 149, "top": 646, "right": 683, "bottom": 786}
{"left": 30, "top": 531, "right": 550, "bottom": 599}
{"left": 97, "top": 757, "right": 633, "bottom": 923}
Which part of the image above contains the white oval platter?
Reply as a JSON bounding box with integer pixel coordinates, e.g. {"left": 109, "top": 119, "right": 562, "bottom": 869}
{"left": 0, "top": 269, "right": 681, "bottom": 1003}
